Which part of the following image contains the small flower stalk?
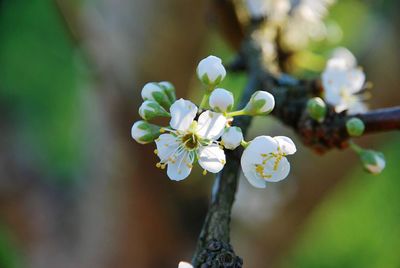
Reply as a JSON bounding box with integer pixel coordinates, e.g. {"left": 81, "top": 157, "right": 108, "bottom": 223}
{"left": 131, "top": 55, "right": 296, "bottom": 187}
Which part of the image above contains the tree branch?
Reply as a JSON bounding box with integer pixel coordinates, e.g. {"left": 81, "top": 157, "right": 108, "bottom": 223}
{"left": 192, "top": 6, "right": 400, "bottom": 266}
{"left": 357, "top": 106, "right": 400, "bottom": 134}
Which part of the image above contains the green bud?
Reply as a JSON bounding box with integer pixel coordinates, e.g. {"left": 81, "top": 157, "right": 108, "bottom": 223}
{"left": 243, "top": 91, "right": 275, "bottom": 116}
{"left": 139, "top": 100, "right": 170, "bottom": 120}
{"left": 159, "top": 81, "right": 176, "bottom": 103}
{"left": 359, "top": 149, "right": 385, "bottom": 175}
{"left": 131, "top": 120, "right": 161, "bottom": 144}
{"left": 346, "top": 117, "right": 365, "bottom": 137}
{"left": 306, "top": 97, "right": 327, "bottom": 123}
{"left": 141, "top": 82, "right": 172, "bottom": 110}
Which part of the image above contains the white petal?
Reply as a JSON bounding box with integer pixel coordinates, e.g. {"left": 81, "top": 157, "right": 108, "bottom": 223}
{"left": 331, "top": 47, "right": 357, "bottom": 68}
{"left": 274, "top": 136, "right": 296, "bottom": 155}
{"left": 244, "top": 136, "right": 279, "bottom": 157}
{"left": 264, "top": 157, "right": 291, "bottom": 182}
{"left": 169, "top": 99, "right": 198, "bottom": 131}
{"left": 346, "top": 68, "right": 365, "bottom": 93}
{"left": 240, "top": 136, "right": 279, "bottom": 188}
{"left": 178, "top": 262, "right": 193, "bottom": 268}
{"left": 323, "top": 87, "right": 342, "bottom": 106}
{"left": 241, "top": 169, "right": 267, "bottom": 188}
{"left": 167, "top": 150, "right": 193, "bottom": 181}
{"left": 346, "top": 100, "right": 367, "bottom": 115}
{"left": 196, "top": 111, "right": 227, "bottom": 140}
{"left": 198, "top": 144, "right": 226, "bottom": 173}
{"left": 155, "top": 134, "right": 180, "bottom": 162}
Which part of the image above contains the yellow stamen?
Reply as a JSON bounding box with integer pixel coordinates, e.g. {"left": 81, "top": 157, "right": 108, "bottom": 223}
{"left": 154, "top": 149, "right": 158, "bottom": 154}
{"left": 202, "top": 170, "right": 207, "bottom": 175}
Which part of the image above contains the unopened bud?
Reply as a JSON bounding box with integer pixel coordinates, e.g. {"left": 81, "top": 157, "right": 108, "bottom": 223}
{"left": 209, "top": 88, "right": 234, "bottom": 113}
{"left": 158, "top": 81, "right": 176, "bottom": 103}
{"left": 141, "top": 82, "right": 172, "bottom": 109}
{"left": 346, "top": 117, "right": 365, "bottom": 137}
{"left": 197, "top": 55, "right": 226, "bottom": 86}
{"left": 139, "top": 100, "right": 170, "bottom": 120}
{"left": 306, "top": 97, "right": 327, "bottom": 122}
{"left": 131, "top": 120, "right": 161, "bottom": 144}
{"left": 244, "top": 91, "right": 275, "bottom": 115}
{"left": 221, "top": 127, "right": 243, "bottom": 150}
{"left": 359, "top": 149, "right": 385, "bottom": 175}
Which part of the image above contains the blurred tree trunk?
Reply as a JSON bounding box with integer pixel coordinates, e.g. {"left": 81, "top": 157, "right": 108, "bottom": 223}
{"left": 1, "top": 0, "right": 210, "bottom": 267}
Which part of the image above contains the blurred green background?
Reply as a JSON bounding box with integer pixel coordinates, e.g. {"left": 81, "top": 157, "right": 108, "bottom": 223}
{"left": 0, "top": 0, "right": 399, "bottom": 267}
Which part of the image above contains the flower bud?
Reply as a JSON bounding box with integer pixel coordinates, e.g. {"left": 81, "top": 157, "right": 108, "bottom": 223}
{"left": 139, "top": 100, "right": 170, "bottom": 120}
{"left": 306, "top": 97, "right": 327, "bottom": 122}
{"left": 244, "top": 91, "right": 275, "bottom": 115}
{"left": 359, "top": 150, "right": 385, "bottom": 175}
{"left": 178, "top": 262, "right": 193, "bottom": 268}
{"left": 346, "top": 117, "right": 365, "bottom": 137}
{"left": 158, "top": 81, "right": 176, "bottom": 103}
{"left": 131, "top": 120, "right": 161, "bottom": 144}
{"left": 197, "top": 55, "right": 226, "bottom": 86}
{"left": 222, "top": 127, "right": 243, "bottom": 150}
{"left": 141, "top": 82, "right": 172, "bottom": 110}
{"left": 209, "top": 88, "right": 234, "bottom": 113}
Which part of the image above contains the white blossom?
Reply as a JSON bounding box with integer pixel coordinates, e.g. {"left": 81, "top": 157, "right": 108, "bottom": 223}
{"left": 222, "top": 127, "right": 243, "bottom": 150}
{"left": 280, "top": 0, "right": 335, "bottom": 51}
{"left": 155, "top": 99, "right": 227, "bottom": 181}
{"left": 197, "top": 55, "right": 226, "bottom": 86}
{"left": 322, "top": 49, "right": 367, "bottom": 114}
{"left": 209, "top": 88, "right": 234, "bottom": 112}
{"left": 178, "top": 262, "right": 193, "bottom": 268}
{"left": 246, "top": 0, "right": 291, "bottom": 22}
{"left": 241, "top": 136, "right": 296, "bottom": 188}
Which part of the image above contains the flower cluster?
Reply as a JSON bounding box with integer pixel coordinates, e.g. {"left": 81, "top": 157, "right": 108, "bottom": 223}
{"left": 131, "top": 55, "right": 296, "bottom": 187}
{"left": 322, "top": 47, "right": 367, "bottom": 115}
{"left": 245, "top": 0, "right": 336, "bottom": 64}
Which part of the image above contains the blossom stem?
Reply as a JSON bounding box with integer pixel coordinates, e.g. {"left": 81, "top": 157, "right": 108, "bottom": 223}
{"left": 226, "top": 109, "right": 247, "bottom": 117}
{"left": 199, "top": 92, "right": 210, "bottom": 111}
{"left": 240, "top": 140, "right": 249, "bottom": 148}
{"left": 199, "top": 85, "right": 217, "bottom": 111}
{"left": 348, "top": 140, "right": 362, "bottom": 154}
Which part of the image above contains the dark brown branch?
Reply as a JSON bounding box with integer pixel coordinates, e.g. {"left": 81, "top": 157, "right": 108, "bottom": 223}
{"left": 192, "top": 8, "right": 400, "bottom": 266}
{"left": 357, "top": 106, "right": 400, "bottom": 133}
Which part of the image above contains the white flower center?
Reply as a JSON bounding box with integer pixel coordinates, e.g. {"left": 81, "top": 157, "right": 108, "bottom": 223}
{"left": 255, "top": 147, "right": 286, "bottom": 180}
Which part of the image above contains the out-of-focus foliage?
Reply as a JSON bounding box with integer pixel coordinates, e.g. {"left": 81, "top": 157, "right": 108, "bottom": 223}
{"left": 0, "top": 0, "right": 85, "bottom": 183}
{"left": 283, "top": 138, "right": 400, "bottom": 268}
{"left": 0, "top": 225, "right": 21, "bottom": 268}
